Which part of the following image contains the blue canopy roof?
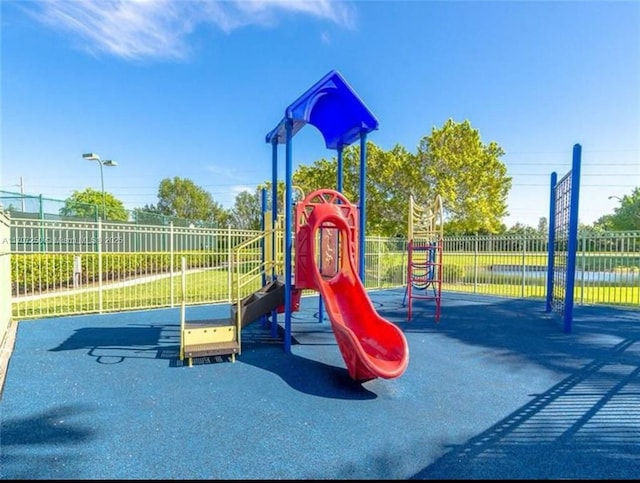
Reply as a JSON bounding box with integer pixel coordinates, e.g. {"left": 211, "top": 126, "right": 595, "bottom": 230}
{"left": 265, "top": 70, "right": 379, "bottom": 150}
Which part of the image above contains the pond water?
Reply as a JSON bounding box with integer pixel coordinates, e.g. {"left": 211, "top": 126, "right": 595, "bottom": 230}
{"left": 489, "top": 267, "right": 640, "bottom": 283}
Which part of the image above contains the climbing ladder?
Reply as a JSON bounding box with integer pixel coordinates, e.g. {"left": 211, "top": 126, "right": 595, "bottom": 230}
{"left": 403, "top": 194, "right": 444, "bottom": 321}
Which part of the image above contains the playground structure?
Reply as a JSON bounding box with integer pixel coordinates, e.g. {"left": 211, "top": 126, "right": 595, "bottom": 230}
{"left": 403, "top": 194, "right": 444, "bottom": 321}
{"left": 546, "top": 143, "right": 582, "bottom": 333}
{"left": 179, "top": 70, "right": 409, "bottom": 380}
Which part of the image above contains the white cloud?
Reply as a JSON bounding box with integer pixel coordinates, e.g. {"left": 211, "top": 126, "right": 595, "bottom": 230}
{"left": 22, "top": 0, "right": 356, "bottom": 61}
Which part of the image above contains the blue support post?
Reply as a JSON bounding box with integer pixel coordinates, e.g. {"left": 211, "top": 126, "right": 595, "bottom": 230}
{"left": 546, "top": 171, "right": 557, "bottom": 313}
{"left": 271, "top": 137, "right": 279, "bottom": 337}
{"left": 284, "top": 119, "right": 294, "bottom": 353}
{"left": 271, "top": 136, "right": 279, "bottom": 276}
{"left": 358, "top": 132, "right": 367, "bottom": 280}
{"left": 337, "top": 145, "right": 344, "bottom": 192}
{"left": 564, "top": 143, "right": 582, "bottom": 333}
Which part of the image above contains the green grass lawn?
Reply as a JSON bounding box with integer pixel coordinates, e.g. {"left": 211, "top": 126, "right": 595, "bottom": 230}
{"left": 11, "top": 246, "right": 640, "bottom": 319}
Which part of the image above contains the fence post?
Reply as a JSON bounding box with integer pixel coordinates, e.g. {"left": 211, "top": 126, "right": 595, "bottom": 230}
{"left": 39, "top": 194, "right": 46, "bottom": 251}
{"left": 474, "top": 233, "right": 479, "bottom": 293}
{"left": 98, "top": 218, "right": 103, "bottom": 314}
{"left": 377, "top": 236, "right": 382, "bottom": 289}
{"left": 169, "top": 222, "right": 174, "bottom": 308}
{"left": 521, "top": 232, "right": 527, "bottom": 298}
{"left": 401, "top": 238, "right": 407, "bottom": 287}
{"left": 580, "top": 230, "right": 586, "bottom": 305}
{"left": 227, "top": 225, "right": 232, "bottom": 302}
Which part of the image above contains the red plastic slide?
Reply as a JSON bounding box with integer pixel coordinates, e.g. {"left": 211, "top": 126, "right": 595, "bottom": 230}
{"left": 306, "top": 202, "right": 409, "bottom": 381}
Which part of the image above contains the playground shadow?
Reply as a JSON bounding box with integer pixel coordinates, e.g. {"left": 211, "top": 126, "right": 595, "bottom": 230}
{"left": 48, "top": 323, "right": 180, "bottom": 365}
{"left": 0, "top": 404, "right": 96, "bottom": 480}
{"left": 236, "top": 320, "right": 378, "bottom": 400}
{"left": 46, "top": 317, "right": 376, "bottom": 400}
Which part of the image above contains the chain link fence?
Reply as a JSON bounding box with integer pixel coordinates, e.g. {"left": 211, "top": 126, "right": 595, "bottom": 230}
{"left": 0, "top": 190, "right": 218, "bottom": 228}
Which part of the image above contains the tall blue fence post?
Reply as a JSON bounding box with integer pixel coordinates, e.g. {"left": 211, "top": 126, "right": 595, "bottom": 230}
{"left": 564, "top": 143, "right": 582, "bottom": 333}
{"left": 271, "top": 137, "right": 279, "bottom": 337}
{"left": 546, "top": 172, "right": 557, "bottom": 312}
{"left": 284, "top": 119, "right": 293, "bottom": 353}
{"left": 358, "top": 132, "right": 367, "bottom": 281}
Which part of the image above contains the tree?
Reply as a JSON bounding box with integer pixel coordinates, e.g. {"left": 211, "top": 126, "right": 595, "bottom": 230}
{"left": 593, "top": 214, "right": 616, "bottom": 231}
{"left": 156, "top": 177, "right": 230, "bottom": 226}
{"left": 230, "top": 190, "right": 262, "bottom": 230}
{"left": 60, "top": 188, "right": 128, "bottom": 221}
{"left": 537, "top": 217, "right": 548, "bottom": 235}
{"left": 579, "top": 222, "right": 610, "bottom": 237}
{"left": 607, "top": 188, "right": 640, "bottom": 231}
{"left": 504, "top": 222, "right": 539, "bottom": 237}
{"left": 293, "top": 120, "right": 511, "bottom": 236}
{"left": 228, "top": 181, "right": 303, "bottom": 230}
{"left": 416, "top": 119, "right": 511, "bottom": 235}
{"left": 293, "top": 142, "right": 420, "bottom": 236}
{"left": 139, "top": 203, "right": 161, "bottom": 213}
{"left": 131, "top": 204, "right": 166, "bottom": 226}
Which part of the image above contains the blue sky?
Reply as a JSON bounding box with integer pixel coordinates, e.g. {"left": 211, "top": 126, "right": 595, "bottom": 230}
{"left": 1, "top": 0, "right": 638, "bottom": 228}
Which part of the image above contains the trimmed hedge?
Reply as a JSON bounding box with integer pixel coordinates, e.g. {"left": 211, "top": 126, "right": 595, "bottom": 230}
{"left": 11, "top": 252, "right": 224, "bottom": 295}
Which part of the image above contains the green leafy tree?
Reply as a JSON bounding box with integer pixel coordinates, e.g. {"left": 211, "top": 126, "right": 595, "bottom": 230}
{"left": 607, "top": 188, "right": 640, "bottom": 230}
{"left": 156, "top": 177, "right": 230, "bottom": 226}
{"left": 362, "top": 143, "right": 427, "bottom": 236}
{"left": 593, "top": 214, "right": 616, "bottom": 231}
{"left": 505, "top": 222, "right": 539, "bottom": 236}
{"left": 293, "top": 142, "right": 420, "bottom": 236}
{"left": 60, "top": 187, "right": 128, "bottom": 221}
{"left": 579, "top": 222, "right": 610, "bottom": 237}
{"left": 416, "top": 119, "right": 511, "bottom": 235}
{"left": 293, "top": 120, "right": 510, "bottom": 237}
{"left": 228, "top": 181, "right": 303, "bottom": 230}
{"left": 537, "top": 217, "right": 548, "bottom": 235}
{"left": 139, "top": 203, "right": 161, "bottom": 213}
{"left": 131, "top": 204, "right": 166, "bottom": 225}
{"left": 230, "top": 190, "right": 262, "bottom": 230}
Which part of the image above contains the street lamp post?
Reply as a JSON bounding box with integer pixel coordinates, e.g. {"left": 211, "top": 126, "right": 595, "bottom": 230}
{"left": 82, "top": 153, "right": 117, "bottom": 219}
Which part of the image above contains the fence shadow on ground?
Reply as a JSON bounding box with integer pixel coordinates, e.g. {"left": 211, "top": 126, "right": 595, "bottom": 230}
{"left": 411, "top": 352, "right": 640, "bottom": 479}
{"left": 383, "top": 293, "right": 640, "bottom": 479}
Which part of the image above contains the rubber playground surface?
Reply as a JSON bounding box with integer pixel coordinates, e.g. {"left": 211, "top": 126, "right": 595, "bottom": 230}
{"left": 1, "top": 289, "right": 639, "bottom": 480}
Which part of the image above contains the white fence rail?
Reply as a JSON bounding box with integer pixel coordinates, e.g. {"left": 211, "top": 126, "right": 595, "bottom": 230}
{"left": 8, "top": 219, "right": 640, "bottom": 319}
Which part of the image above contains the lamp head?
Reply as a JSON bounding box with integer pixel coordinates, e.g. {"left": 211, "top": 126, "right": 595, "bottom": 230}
{"left": 102, "top": 160, "right": 118, "bottom": 167}
{"left": 83, "top": 153, "right": 100, "bottom": 161}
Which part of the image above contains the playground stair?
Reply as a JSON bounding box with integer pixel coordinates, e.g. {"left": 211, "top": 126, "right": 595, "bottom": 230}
{"left": 181, "top": 280, "right": 287, "bottom": 366}
{"left": 230, "top": 279, "right": 286, "bottom": 328}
